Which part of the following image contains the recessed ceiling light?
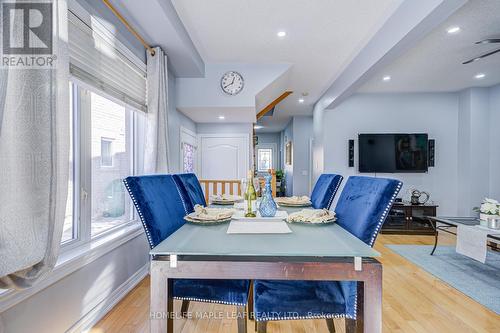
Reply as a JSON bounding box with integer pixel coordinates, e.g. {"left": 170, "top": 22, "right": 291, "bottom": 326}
{"left": 218, "top": 115, "right": 225, "bottom": 120}
{"left": 298, "top": 98, "right": 305, "bottom": 103}
{"left": 447, "top": 26, "right": 461, "bottom": 34}
{"left": 474, "top": 73, "right": 486, "bottom": 79}
{"left": 382, "top": 75, "right": 391, "bottom": 81}
{"left": 254, "top": 125, "right": 263, "bottom": 130}
{"left": 277, "top": 31, "right": 286, "bottom": 38}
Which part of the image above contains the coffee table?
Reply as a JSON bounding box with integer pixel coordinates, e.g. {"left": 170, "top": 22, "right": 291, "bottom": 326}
{"left": 428, "top": 216, "right": 500, "bottom": 255}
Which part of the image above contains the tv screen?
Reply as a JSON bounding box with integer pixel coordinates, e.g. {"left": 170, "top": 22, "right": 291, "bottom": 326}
{"left": 358, "top": 134, "right": 428, "bottom": 173}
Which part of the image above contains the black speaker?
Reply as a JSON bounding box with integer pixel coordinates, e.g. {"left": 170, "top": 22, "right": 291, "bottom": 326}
{"left": 428, "top": 139, "right": 435, "bottom": 167}
{"left": 348, "top": 139, "right": 354, "bottom": 167}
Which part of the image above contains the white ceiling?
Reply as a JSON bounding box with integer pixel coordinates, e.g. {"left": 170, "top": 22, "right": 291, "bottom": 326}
{"left": 359, "top": 0, "right": 500, "bottom": 93}
{"left": 109, "top": 0, "right": 204, "bottom": 77}
{"left": 171, "top": 0, "right": 402, "bottom": 131}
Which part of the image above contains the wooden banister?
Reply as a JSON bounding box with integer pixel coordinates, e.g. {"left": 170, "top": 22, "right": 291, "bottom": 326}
{"left": 256, "top": 91, "right": 293, "bottom": 120}
{"left": 199, "top": 179, "right": 242, "bottom": 203}
{"left": 200, "top": 170, "right": 276, "bottom": 203}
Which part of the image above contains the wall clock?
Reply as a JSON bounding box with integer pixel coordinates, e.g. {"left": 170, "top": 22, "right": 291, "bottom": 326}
{"left": 221, "top": 71, "right": 244, "bottom": 95}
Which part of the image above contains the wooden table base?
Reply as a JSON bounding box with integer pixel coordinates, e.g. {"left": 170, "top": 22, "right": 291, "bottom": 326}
{"left": 150, "top": 257, "right": 382, "bottom": 333}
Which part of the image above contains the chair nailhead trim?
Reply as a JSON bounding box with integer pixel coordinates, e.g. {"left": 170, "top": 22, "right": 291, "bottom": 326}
{"left": 173, "top": 296, "right": 245, "bottom": 306}
{"left": 123, "top": 179, "right": 155, "bottom": 248}
{"left": 327, "top": 176, "right": 343, "bottom": 209}
{"left": 173, "top": 179, "right": 190, "bottom": 214}
{"left": 255, "top": 313, "right": 356, "bottom": 322}
{"left": 368, "top": 181, "right": 403, "bottom": 246}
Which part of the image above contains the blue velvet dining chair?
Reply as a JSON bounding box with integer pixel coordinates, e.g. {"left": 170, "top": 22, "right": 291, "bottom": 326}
{"left": 123, "top": 175, "right": 250, "bottom": 332}
{"left": 310, "top": 174, "right": 344, "bottom": 209}
{"left": 173, "top": 173, "right": 207, "bottom": 209}
{"left": 253, "top": 176, "right": 402, "bottom": 333}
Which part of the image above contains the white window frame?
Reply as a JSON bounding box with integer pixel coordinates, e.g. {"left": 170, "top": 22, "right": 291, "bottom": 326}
{"left": 60, "top": 79, "right": 142, "bottom": 251}
{"left": 0, "top": 80, "right": 144, "bottom": 312}
{"left": 0, "top": 0, "right": 148, "bottom": 309}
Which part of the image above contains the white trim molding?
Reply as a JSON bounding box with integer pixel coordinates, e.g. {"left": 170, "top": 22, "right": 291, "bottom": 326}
{"left": 0, "top": 224, "right": 143, "bottom": 313}
{"left": 70, "top": 263, "right": 149, "bottom": 333}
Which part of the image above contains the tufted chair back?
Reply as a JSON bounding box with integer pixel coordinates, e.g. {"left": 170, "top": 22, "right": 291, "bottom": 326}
{"left": 123, "top": 175, "right": 190, "bottom": 248}
{"left": 310, "top": 174, "right": 344, "bottom": 209}
{"left": 334, "top": 176, "right": 402, "bottom": 246}
{"left": 173, "top": 173, "right": 207, "bottom": 211}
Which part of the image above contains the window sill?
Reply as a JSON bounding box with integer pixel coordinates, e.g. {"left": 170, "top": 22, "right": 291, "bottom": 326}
{"left": 0, "top": 222, "right": 143, "bottom": 313}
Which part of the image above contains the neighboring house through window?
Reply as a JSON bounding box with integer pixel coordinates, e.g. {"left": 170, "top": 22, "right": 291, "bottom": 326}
{"left": 101, "top": 138, "right": 113, "bottom": 167}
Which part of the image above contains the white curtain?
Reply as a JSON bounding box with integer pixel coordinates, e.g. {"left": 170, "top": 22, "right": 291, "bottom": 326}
{"left": 0, "top": 0, "right": 70, "bottom": 289}
{"left": 144, "top": 47, "right": 170, "bottom": 174}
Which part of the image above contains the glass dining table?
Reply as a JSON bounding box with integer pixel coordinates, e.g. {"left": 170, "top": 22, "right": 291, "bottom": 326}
{"left": 149, "top": 204, "right": 382, "bottom": 333}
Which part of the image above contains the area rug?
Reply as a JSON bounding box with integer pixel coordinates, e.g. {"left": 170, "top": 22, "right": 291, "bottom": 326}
{"left": 386, "top": 245, "right": 500, "bottom": 315}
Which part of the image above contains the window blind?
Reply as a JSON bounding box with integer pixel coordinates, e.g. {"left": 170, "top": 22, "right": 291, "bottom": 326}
{"left": 68, "top": 9, "right": 147, "bottom": 112}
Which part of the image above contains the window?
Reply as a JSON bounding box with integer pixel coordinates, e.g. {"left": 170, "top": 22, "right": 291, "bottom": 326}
{"left": 62, "top": 81, "right": 142, "bottom": 246}
{"left": 257, "top": 148, "right": 273, "bottom": 172}
{"left": 100, "top": 138, "right": 113, "bottom": 167}
{"left": 90, "top": 92, "right": 133, "bottom": 236}
{"left": 180, "top": 127, "right": 197, "bottom": 174}
{"left": 182, "top": 143, "right": 195, "bottom": 173}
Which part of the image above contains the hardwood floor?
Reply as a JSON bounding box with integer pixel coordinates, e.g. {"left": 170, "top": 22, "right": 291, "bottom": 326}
{"left": 90, "top": 233, "right": 500, "bottom": 333}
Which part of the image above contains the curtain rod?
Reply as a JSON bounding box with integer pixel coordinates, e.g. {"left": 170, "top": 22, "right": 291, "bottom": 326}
{"left": 101, "top": 0, "right": 156, "bottom": 56}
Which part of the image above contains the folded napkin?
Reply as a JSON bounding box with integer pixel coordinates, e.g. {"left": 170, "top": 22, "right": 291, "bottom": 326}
{"left": 190, "top": 204, "right": 234, "bottom": 221}
{"left": 286, "top": 209, "right": 336, "bottom": 224}
{"left": 275, "top": 196, "right": 311, "bottom": 205}
{"left": 210, "top": 194, "right": 242, "bottom": 202}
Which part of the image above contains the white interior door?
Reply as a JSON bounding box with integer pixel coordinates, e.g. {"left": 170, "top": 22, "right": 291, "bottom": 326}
{"left": 199, "top": 134, "right": 250, "bottom": 180}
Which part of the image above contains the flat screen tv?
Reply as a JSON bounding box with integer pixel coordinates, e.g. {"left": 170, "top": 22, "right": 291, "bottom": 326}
{"left": 358, "top": 133, "right": 428, "bottom": 173}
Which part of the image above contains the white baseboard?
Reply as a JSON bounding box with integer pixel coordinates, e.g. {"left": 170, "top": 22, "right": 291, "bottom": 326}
{"left": 67, "top": 263, "right": 149, "bottom": 333}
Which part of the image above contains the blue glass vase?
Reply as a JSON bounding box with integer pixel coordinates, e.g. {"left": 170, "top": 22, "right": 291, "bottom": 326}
{"left": 259, "top": 175, "right": 277, "bottom": 217}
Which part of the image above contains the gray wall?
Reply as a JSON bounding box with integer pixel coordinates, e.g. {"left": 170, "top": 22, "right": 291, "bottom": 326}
{"left": 457, "top": 88, "right": 490, "bottom": 215}
{"left": 291, "top": 117, "right": 313, "bottom": 196}
{"left": 167, "top": 73, "right": 196, "bottom": 173}
{"left": 282, "top": 120, "right": 294, "bottom": 196}
{"left": 281, "top": 116, "right": 313, "bottom": 196}
{"left": 280, "top": 117, "right": 313, "bottom": 197}
{"left": 489, "top": 84, "right": 500, "bottom": 200}
{"left": 196, "top": 123, "right": 252, "bottom": 135}
{"left": 320, "top": 89, "right": 500, "bottom": 216}
{"left": 323, "top": 93, "right": 459, "bottom": 215}
{"left": 312, "top": 104, "right": 325, "bottom": 185}
{"left": 0, "top": 235, "right": 149, "bottom": 333}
